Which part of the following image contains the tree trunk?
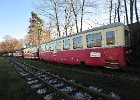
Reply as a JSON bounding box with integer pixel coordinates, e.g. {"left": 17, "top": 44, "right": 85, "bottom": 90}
{"left": 134, "top": 0, "right": 139, "bottom": 22}
{"left": 130, "top": 0, "right": 134, "bottom": 24}
{"left": 53, "top": 0, "right": 60, "bottom": 38}
{"left": 65, "top": 8, "right": 68, "bottom": 36}
{"left": 109, "top": 0, "right": 113, "bottom": 24}
{"left": 80, "top": 0, "right": 85, "bottom": 32}
{"left": 64, "top": 4, "right": 71, "bottom": 36}
{"left": 75, "top": 15, "right": 79, "bottom": 33}
{"left": 124, "top": 0, "right": 129, "bottom": 25}
{"left": 117, "top": 0, "right": 120, "bottom": 22}
{"left": 71, "top": 0, "right": 79, "bottom": 33}
{"left": 114, "top": 3, "right": 117, "bottom": 22}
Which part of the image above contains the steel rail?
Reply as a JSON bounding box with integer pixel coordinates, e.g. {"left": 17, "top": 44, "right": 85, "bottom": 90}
{"left": 11, "top": 59, "right": 73, "bottom": 100}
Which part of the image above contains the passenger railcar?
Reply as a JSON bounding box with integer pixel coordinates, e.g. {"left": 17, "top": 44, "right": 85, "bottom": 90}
{"left": 23, "top": 46, "right": 39, "bottom": 59}
{"left": 23, "top": 47, "right": 32, "bottom": 59}
{"left": 39, "top": 22, "right": 130, "bottom": 69}
{"left": 31, "top": 46, "right": 39, "bottom": 59}
{"left": 13, "top": 50, "right": 23, "bottom": 58}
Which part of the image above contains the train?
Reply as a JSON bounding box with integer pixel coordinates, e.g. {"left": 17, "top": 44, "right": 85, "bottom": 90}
{"left": 14, "top": 22, "right": 131, "bottom": 69}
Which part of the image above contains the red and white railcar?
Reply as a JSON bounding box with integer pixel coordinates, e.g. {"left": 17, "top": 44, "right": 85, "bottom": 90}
{"left": 14, "top": 50, "right": 23, "bottom": 58}
{"left": 23, "top": 46, "right": 39, "bottom": 59}
{"left": 31, "top": 46, "right": 39, "bottom": 59}
{"left": 39, "top": 22, "right": 130, "bottom": 69}
{"left": 23, "top": 47, "right": 32, "bottom": 59}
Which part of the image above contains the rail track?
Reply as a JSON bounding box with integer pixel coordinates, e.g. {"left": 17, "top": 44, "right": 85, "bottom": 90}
{"left": 10, "top": 58, "right": 120, "bottom": 100}
{"left": 20, "top": 58, "right": 140, "bottom": 77}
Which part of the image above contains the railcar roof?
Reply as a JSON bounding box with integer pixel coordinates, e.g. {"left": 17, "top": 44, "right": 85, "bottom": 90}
{"left": 42, "top": 22, "right": 124, "bottom": 44}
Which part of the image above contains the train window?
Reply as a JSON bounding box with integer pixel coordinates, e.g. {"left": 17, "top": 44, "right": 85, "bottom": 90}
{"left": 106, "top": 31, "right": 115, "bottom": 45}
{"left": 32, "top": 47, "right": 38, "bottom": 53}
{"left": 56, "top": 41, "right": 62, "bottom": 50}
{"left": 45, "top": 44, "right": 50, "bottom": 51}
{"left": 87, "top": 33, "right": 102, "bottom": 48}
{"left": 50, "top": 42, "right": 55, "bottom": 51}
{"left": 125, "top": 30, "right": 130, "bottom": 45}
{"left": 63, "top": 39, "right": 70, "bottom": 50}
{"left": 73, "top": 36, "right": 83, "bottom": 49}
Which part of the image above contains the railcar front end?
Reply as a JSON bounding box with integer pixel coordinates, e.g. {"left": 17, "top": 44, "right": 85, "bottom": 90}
{"left": 23, "top": 47, "right": 32, "bottom": 59}
{"left": 14, "top": 50, "right": 24, "bottom": 58}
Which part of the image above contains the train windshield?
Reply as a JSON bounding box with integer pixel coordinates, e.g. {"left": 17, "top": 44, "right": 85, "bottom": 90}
{"left": 125, "top": 30, "right": 130, "bottom": 45}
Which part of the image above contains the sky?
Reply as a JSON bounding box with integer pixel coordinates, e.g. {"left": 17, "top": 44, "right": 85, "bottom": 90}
{"left": 0, "top": 0, "right": 32, "bottom": 41}
{"left": 0, "top": 0, "right": 139, "bottom": 42}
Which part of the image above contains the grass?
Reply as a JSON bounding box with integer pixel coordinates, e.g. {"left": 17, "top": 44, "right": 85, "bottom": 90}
{"left": 16, "top": 58, "right": 140, "bottom": 100}
{"left": 0, "top": 57, "right": 42, "bottom": 100}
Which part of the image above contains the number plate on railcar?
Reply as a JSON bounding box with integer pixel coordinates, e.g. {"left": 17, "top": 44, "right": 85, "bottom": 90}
{"left": 90, "top": 52, "right": 101, "bottom": 57}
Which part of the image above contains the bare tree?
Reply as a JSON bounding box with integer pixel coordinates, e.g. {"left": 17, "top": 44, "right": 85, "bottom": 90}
{"left": 109, "top": 0, "right": 113, "bottom": 23}
{"left": 34, "top": 0, "right": 63, "bottom": 38}
{"left": 130, "top": 0, "right": 135, "bottom": 24}
{"left": 52, "top": 0, "right": 61, "bottom": 37}
{"left": 64, "top": 0, "right": 72, "bottom": 36}
{"left": 80, "top": 0, "right": 86, "bottom": 32}
{"left": 117, "top": 0, "right": 120, "bottom": 22}
{"left": 134, "top": 0, "right": 139, "bottom": 22}
{"left": 71, "top": 0, "right": 80, "bottom": 33}
{"left": 34, "top": 0, "right": 98, "bottom": 38}
{"left": 124, "top": 0, "right": 129, "bottom": 25}
{"left": 113, "top": 3, "right": 117, "bottom": 22}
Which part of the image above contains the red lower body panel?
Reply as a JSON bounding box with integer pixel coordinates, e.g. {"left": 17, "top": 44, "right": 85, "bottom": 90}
{"left": 39, "top": 47, "right": 128, "bottom": 69}
{"left": 24, "top": 52, "right": 39, "bottom": 59}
